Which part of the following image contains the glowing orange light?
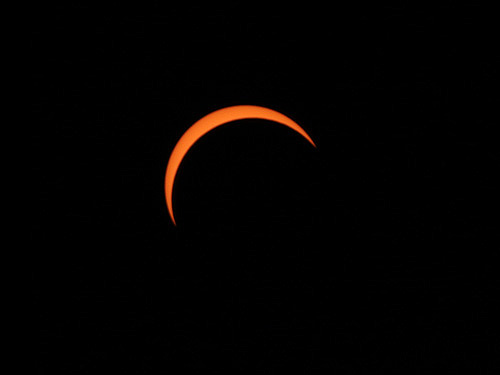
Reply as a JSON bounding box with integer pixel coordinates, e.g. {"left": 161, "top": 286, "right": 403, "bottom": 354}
{"left": 164, "top": 105, "right": 316, "bottom": 225}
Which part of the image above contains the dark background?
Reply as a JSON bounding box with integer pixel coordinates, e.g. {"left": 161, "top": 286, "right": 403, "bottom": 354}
{"left": 32, "top": 3, "right": 498, "bottom": 373}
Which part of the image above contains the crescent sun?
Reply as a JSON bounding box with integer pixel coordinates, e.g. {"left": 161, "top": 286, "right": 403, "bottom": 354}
{"left": 164, "top": 105, "right": 316, "bottom": 226}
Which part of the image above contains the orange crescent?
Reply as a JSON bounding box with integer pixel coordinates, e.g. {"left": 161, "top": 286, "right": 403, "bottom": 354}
{"left": 164, "top": 105, "right": 316, "bottom": 225}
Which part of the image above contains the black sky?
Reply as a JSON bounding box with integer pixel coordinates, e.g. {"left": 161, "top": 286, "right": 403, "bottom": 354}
{"left": 32, "top": 3, "right": 498, "bottom": 373}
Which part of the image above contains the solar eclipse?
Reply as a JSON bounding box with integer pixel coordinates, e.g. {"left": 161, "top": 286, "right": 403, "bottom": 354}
{"left": 164, "top": 105, "right": 316, "bottom": 226}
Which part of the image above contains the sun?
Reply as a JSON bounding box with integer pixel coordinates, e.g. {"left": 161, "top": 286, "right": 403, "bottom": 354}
{"left": 165, "top": 105, "right": 316, "bottom": 226}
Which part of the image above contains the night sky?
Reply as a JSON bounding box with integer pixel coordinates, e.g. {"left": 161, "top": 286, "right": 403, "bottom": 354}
{"left": 32, "top": 3, "right": 497, "bottom": 373}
